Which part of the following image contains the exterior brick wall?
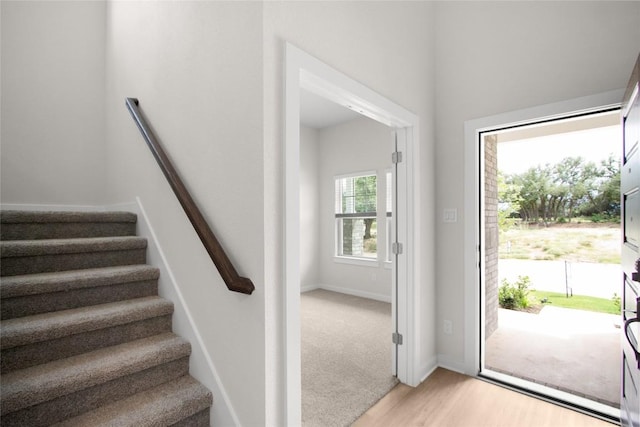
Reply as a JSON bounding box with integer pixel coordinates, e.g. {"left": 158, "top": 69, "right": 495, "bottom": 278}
{"left": 484, "top": 134, "right": 499, "bottom": 339}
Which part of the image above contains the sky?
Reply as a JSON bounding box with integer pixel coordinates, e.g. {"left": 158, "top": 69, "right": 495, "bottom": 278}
{"left": 497, "top": 125, "right": 621, "bottom": 175}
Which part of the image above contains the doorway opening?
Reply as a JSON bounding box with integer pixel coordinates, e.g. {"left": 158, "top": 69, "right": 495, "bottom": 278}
{"left": 298, "top": 90, "right": 397, "bottom": 425}
{"left": 479, "top": 109, "right": 622, "bottom": 421}
{"left": 284, "top": 43, "right": 420, "bottom": 426}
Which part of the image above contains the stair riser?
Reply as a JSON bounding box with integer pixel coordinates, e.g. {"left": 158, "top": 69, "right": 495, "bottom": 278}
{"left": 1, "top": 249, "right": 146, "bottom": 276}
{"left": 0, "top": 357, "right": 190, "bottom": 427}
{"left": 1, "top": 280, "right": 158, "bottom": 320}
{"left": 171, "top": 409, "right": 210, "bottom": 427}
{"left": 1, "top": 223, "right": 136, "bottom": 241}
{"left": 0, "top": 210, "right": 212, "bottom": 425}
{"left": 2, "top": 315, "right": 172, "bottom": 372}
{"left": 54, "top": 376, "right": 212, "bottom": 427}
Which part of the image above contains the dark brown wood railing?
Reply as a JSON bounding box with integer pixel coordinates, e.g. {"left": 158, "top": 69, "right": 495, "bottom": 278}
{"left": 125, "top": 98, "right": 254, "bottom": 295}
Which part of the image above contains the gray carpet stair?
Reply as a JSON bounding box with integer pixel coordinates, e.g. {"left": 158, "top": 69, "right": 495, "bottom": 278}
{"left": 0, "top": 210, "right": 213, "bottom": 426}
{"left": 0, "top": 210, "right": 137, "bottom": 240}
{"left": 0, "top": 236, "right": 148, "bottom": 276}
{"left": 0, "top": 265, "right": 160, "bottom": 319}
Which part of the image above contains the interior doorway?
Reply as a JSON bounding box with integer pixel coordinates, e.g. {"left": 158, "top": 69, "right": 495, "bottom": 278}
{"left": 284, "top": 43, "right": 420, "bottom": 426}
{"left": 298, "top": 91, "right": 397, "bottom": 425}
{"left": 479, "top": 110, "right": 622, "bottom": 421}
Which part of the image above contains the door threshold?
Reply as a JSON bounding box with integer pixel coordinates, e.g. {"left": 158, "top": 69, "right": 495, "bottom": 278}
{"left": 479, "top": 369, "right": 620, "bottom": 425}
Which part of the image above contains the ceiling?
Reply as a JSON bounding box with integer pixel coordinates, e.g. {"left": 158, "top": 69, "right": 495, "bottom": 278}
{"left": 299, "top": 88, "right": 362, "bottom": 129}
{"left": 488, "top": 110, "right": 620, "bottom": 143}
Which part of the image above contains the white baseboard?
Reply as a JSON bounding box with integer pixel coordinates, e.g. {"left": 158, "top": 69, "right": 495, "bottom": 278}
{"left": 436, "top": 355, "right": 467, "bottom": 375}
{"left": 419, "top": 355, "right": 439, "bottom": 383}
{"left": 300, "top": 283, "right": 320, "bottom": 293}
{"left": 129, "top": 198, "right": 238, "bottom": 427}
{"left": 307, "top": 283, "right": 391, "bottom": 303}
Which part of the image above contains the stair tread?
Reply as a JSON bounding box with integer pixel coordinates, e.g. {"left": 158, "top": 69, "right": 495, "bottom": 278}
{"left": 1, "top": 296, "right": 173, "bottom": 349}
{"left": 0, "top": 210, "right": 212, "bottom": 425}
{"left": 1, "top": 236, "right": 147, "bottom": 258}
{"left": 0, "top": 332, "right": 190, "bottom": 415}
{"left": 0, "top": 211, "right": 137, "bottom": 224}
{"left": 53, "top": 375, "right": 212, "bottom": 427}
{"left": 0, "top": 265, "right": 159, "bottom": 298}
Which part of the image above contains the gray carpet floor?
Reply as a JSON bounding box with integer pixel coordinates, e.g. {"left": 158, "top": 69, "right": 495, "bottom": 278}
{"left": 301, "top": 289, "right": 398, "bottom": 427}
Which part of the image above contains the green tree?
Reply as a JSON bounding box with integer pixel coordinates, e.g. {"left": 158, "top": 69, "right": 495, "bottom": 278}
{"left": 577, "top": 154, "right": 620, "bottom": 219}
{"left": 498, "top": 171, "right": 521, "bottom": 230}
{"left": 552, "top": 157, "right": 584, "bottom": 221}
{"left": 504, "top": 154, "right": 619, "bottom": 225}
{"left": 509, "top": 165, "right": 552, "bottom": 224}
{"left": 354, "top": 175, "right": 377, "bottom": 239}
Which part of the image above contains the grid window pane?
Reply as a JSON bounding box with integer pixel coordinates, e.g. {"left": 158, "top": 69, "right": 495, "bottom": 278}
{"left": 337, "top": 218, "right": 377, "bottom": 258}
{"left": 335, "top": 173, "right": 377, "bottom": 258}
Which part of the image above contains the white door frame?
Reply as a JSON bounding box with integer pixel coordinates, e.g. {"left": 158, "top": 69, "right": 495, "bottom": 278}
{"left": 463, "top": 89, "right": 624, "bottom": 378}
{"left": 284, "top": 43, "right": 420, "bottom": 425}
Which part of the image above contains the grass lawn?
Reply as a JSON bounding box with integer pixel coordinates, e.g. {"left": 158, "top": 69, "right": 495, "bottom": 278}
{"left": 499, "top": 222, "right": 620, "bottom": 264}
{"left": 529, "top": 290, "right": 620, "bottom": 315}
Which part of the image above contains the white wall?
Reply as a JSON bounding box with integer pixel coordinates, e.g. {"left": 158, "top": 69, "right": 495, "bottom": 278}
{"left": 3, "top": 2, "right": 437, "bottom": 425}
{"left": 104, "top": 2, "right": 265, "bottom": 426}
{"left": 300, "top": 125, "right": 320, "bottom": 289}
{"left": 10, "top": 2, "right": 633, "bottom": 424}
{"left": 263, "top": 2, "right": 436, "bottom": 424}
{"left": 1, "top": 1, "right": 106, "bottom": 205}
{"left": 316, "top": 116, "right": 393, "bottom": 301}
{"left": 434, "top": 1, "right": 640, "bottom": 371}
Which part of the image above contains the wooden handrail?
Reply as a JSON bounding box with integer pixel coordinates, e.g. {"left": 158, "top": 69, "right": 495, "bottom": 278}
{"left": 125, "top": 98, "right": 254, "bottom": 295}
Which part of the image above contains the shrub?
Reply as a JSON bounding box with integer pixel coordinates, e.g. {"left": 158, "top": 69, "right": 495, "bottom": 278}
{"left": 612, "top": 293, "right": 621, "bottom": 312}
{"left": 363, "top": 238, "right": 377, "bottom": 253}
{"left": 590, "top": 213, "right": 620, "bottom": 223}
{"left": 499, "top": 275, "right": 532, "bottom": 310}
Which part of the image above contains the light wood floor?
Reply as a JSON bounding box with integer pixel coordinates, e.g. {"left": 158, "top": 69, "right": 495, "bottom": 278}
{"left": 353, "top": 368, "right": 617, "bottom": 427}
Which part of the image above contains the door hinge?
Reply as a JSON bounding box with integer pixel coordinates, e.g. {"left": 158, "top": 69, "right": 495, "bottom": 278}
{"left": 392, "top": 332, "right": 403, "bottom": 345}
{"left": 392, "top": 242, "right": 403, "bottom": 255}
{"left": 392, "top": 151, "right": 403, "bottom": 164}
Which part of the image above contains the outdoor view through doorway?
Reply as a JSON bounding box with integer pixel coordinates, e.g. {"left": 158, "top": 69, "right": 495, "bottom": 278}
{"left": 481, "top": 110, "right": 622, "bottom": 419}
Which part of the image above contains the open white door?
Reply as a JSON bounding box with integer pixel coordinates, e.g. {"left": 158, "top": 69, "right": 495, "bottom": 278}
{"left": 621, "top": 53, "right": 640, "bottom": 427}
{"left": 391, "top": 128, "right": 410, "bottom": 381}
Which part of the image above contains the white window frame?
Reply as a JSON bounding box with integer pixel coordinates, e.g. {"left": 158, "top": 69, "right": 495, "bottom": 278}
{"left": 385, "top": 169, "right": 393, "bottom": 267}
{"left": 334, "top": 171, "right": 379, "bottom": 265}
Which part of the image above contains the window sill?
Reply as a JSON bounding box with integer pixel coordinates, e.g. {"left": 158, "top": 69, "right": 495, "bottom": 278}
{"left": 333, "top": 256, "right": 380, "bottom": 268}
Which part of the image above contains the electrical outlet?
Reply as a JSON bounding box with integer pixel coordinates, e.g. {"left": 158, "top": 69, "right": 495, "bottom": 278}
{"left": 443, "top": 319, "right": 453, "bottom": 335}
{"left": 443, "top": 208, "right": 457, "bottom": 223}
{"left": 371, "top": 273, "right": 377, "bottom": 282}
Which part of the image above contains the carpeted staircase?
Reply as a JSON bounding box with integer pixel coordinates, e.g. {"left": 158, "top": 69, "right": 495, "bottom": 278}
{"left": 0, "top": 210, "right": 213, "bottom": 426}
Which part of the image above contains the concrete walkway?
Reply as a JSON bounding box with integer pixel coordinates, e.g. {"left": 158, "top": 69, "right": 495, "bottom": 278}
{"left": 485, "top": 306, "right": 621, "bottom": 408}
